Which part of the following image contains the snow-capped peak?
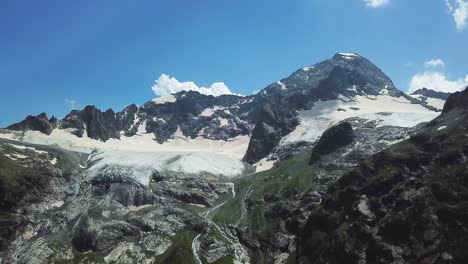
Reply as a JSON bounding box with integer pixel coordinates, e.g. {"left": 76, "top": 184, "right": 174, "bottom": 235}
{"left": 337, "top": 52, "right": 360, "bottom": 60}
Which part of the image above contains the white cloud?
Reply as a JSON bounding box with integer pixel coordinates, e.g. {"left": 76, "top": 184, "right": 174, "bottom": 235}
{"left": 151, "top": 74, "right": 233, "bottom": 97}
{"left": 363, "top": 0, "right": 390, "bottom": 8}
{"left": 446, "top": 0, "right": 468, "bottom": 31}
{"left": 65, "top": 99, "right": 76, "bottom": 110}
{"left": 409, "top": 71, "right": 468, "bottom": 93}
{"left": 446, "top": 0, "right": 454, "bottom": 12}
{"left": 424, "top": 59, "right": 445, "bottom": 68}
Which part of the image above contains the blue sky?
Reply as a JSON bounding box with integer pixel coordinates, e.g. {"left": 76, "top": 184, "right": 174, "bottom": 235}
{"left": 1, "top": 0, "right": 467, "bottom": 126}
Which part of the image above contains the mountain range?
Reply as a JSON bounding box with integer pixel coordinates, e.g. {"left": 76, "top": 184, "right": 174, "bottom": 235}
{"left": 0, "top": 53, "right": 466, "bottom": 264}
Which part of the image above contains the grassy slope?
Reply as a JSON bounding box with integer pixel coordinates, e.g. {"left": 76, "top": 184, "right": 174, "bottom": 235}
{"left": 214, "top": 153, "right": 322, "bottom": 227}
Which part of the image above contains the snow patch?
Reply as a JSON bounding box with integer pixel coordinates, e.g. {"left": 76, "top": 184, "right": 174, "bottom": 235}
{"left": 128, "top": 204, "right": 152, "bottom": 212}
{"left": 22, "top": 231, "right": 37, "bottom": 240}
{"left": 282, "top": 95, "right": 439, "bottom": 144}
{"left": 217, "top": 117, "right": 229, "bottom": 126}
{"left": 200, "top": 106, "right": 226, "bottom": 117}
{"left": 437, "top": 126, "right": 447, "bottom": 131}
{"left": 53, "top": 201, "right": 64, "bottom": 208}
{"left": 136, "top": 120, "right": 147, "bottom": 135}
{"left": 277, "top": 81, "right": 287, "bottom": 90}
{"left": 410, "top": 94, "right": 446, "bottom": 111}
{"left": 4, "top": 154, "right": 17, "bottom": 161}
{"left": 338, "top": 53, "right": 359, "bottom": 60}
{"left": 152, "top": 94, "right": 177, "bottom": 104}
{"left": 348, "top": 85, "right": 358, "bottom": 93}
{"left": 254, "top": 157, "right": 276, "bottom": 172}
{"left": 9, "top": 143, "right": 47, "bottom": 154}
{"left": 425, "top": 97, "right": 446, "bottom": 111}
{"left": 358, "top": 195, "right": 374, "bottom": 220}
{"left": 379, "top": 85, "right": 390, "bottom": 95}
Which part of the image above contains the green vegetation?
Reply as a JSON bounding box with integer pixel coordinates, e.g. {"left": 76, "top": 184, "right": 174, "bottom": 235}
{"left": 154, "top": 231, "right": 198, "bottom": 264}
{"left": 212, "top": 255, "right": 235, "bottom": 264}
{"left": 214, "top": 152, "right": 323, "bottom": 227}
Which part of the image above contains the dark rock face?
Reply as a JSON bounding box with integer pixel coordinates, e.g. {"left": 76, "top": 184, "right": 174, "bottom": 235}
{"left": 442, "top": 87, "right": 468, "bottom": 113}
{"left": 412, "top": 87, "right": 451, "bottom": 100}
{"left": 243, "top": 101, "right": 298, "bottom": 164}
{"left": 297, "top": 88, "right": 468, "bottom": 264}
{"left": 140, "top": 91, "right": 256, "bottom": 143}
{"left": 309, "top": 121, "right": 355, "bottom": 164}
{"left": 61, "top": 105, "right": 121, "bottom": 141}
{"left": 7, "top": 113, "right": 57, "bottom": 135}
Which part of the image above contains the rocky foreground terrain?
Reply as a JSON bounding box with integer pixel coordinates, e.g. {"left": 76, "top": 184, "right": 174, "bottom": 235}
{"left": 298, "top": 88, "right": 468, "bottom": 263}
{"left": 1, "top": 53, "right": 466, "bottom": 263}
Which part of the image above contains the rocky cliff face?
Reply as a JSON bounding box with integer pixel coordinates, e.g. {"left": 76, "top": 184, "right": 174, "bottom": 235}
{"left": 309, "top": 121, "right": 355, "bottom": 165}
{"left": 297, "top": 88, "right": 468, "bottom": 264}
{"left": 442, "top": 87, "right": 468, "bottom": 113}
{"left": 412, "top": 87, "right": 451, "bottom": 100}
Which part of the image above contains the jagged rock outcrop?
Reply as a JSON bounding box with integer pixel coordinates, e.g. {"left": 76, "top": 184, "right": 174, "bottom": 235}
{"left": 297, "top": 88, "right": 468, "bottom": 264}
{"left": 7, "top": 113, "right": 57, "bottom": 135}
{"left": 243, "top": 101, "right": 298, "bottom": 164}
{"left": 61, "top": 105, "right": 122, "bottom": 141}
{"left": 309, "top": 121, "right": 355, "bottom": 164}
{"left": 442, "top": 87, "right": 468, "bottom": 113}
{"left": 140, "top": 91, "right": 255, "bottom": 143}
{"left": 412, "top": 87, "right": 450, "bottom": 100}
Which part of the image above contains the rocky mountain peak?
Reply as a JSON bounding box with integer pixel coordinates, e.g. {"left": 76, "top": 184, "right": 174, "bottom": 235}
{"left": 261, "top": 53, "right": 401, "bottom": 106}
{"left": 332, "top": 52, "right": 361, "bottom": 61}
{"left": 6, "top": 112, "right": 57, "bottom": 135}
{"left": 442, "top": 87, "right": 468, "bottom": 113}
{"left": 411, "top": 87, "right": 450, "bottom": 100}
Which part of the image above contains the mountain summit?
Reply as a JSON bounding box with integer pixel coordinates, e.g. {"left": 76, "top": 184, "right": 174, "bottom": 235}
{"left": 410, "top": 87, "right": 450, "bottom": 111}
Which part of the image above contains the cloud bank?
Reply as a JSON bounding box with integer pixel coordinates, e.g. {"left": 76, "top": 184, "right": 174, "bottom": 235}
{"left": 363, "top": 0, "right": 389, "bottom": 8}
{"left": 446, "top": 0, "right": 468, "bottom": 31}
{"left": 151, "top": 74, "right": 233, "bottom": 97}
{"left": 409, "top": 71, "right": 468, "bottom": 93}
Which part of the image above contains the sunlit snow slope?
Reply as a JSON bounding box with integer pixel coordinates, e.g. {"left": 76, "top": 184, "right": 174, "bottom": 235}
{"left": 281, "top": 94, "right": 439, "bottom": 145}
